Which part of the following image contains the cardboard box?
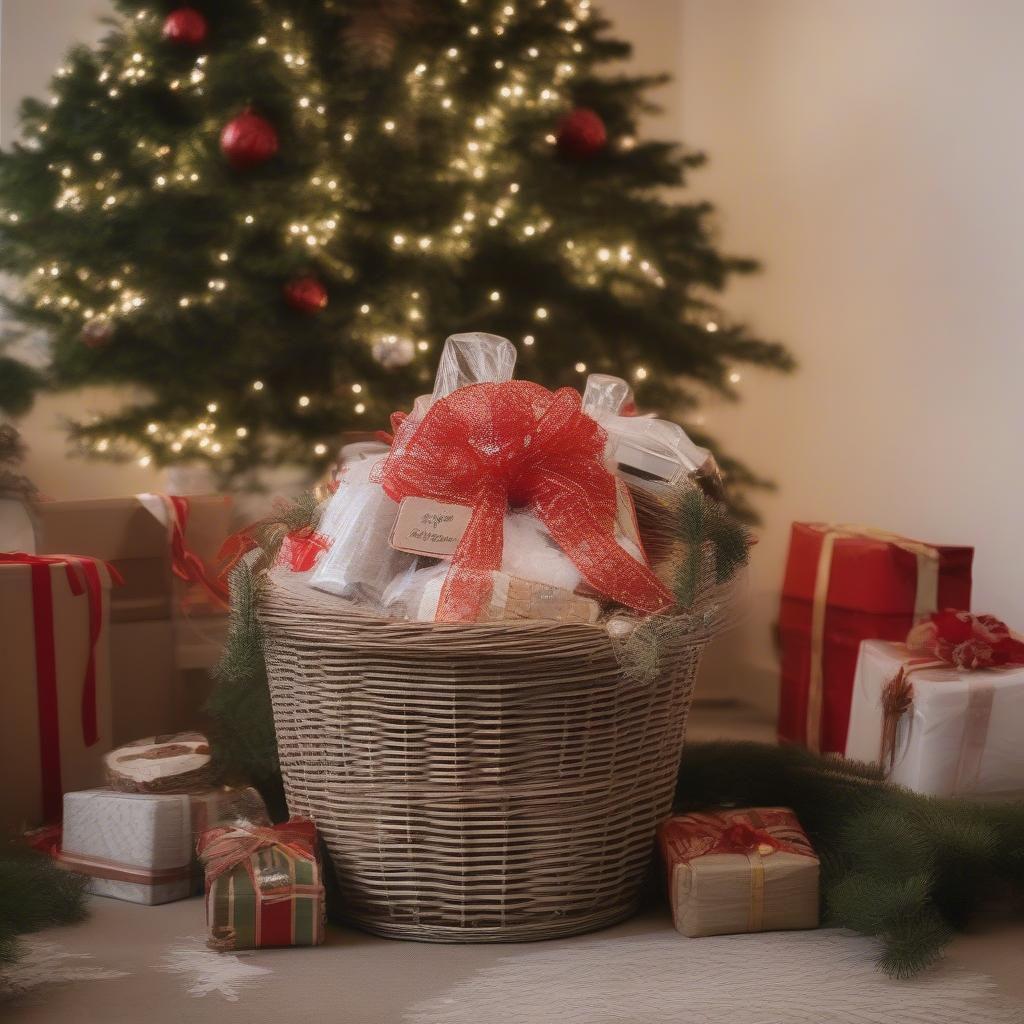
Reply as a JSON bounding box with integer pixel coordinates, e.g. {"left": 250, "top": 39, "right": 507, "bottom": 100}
{"left": 778, "top": 523, "right": 973, "bottom": 753}
{"left": 34, "top": 494, "right": 233, "bottom": 744}
{"left": 659, "top": 808, "right": 819, "bottom": 938}
{"left": 0, "top": 556, "right": 115, "bottom": 830}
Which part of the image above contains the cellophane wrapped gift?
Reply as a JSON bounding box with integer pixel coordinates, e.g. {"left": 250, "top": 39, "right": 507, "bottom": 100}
{"left": 57, "top": 786, "right": 269, "bottom": 904}
{"left": 322, "top": 338, "right": 680, "bottom": 626}
{"left": 658, "top": 808, "right": 819, "bottom": 938}
{"left": 845, "top": 612, "right": 1024, "bottom": 798}
{"left": 0, "top": 553, "right": 117, "bottom": 832}
{"left": 582, "top": 372, "right": 723, "bottom": 499}
{"left": 778, "top": 523, "right": 973, "bottom": 754}
{"left": 197, "top": 818, "right": 326, "bottom": 951}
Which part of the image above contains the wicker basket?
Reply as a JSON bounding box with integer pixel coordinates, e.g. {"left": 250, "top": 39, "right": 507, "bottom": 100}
{"left": 260, "top": 566, "right": 721, "bottom": 943}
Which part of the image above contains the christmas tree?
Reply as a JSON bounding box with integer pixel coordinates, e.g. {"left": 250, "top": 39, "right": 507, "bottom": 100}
{"left": 0, "top": 0, "right": 792, "bottom": 515}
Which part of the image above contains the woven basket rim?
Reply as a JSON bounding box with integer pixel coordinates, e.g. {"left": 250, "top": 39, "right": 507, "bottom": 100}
{"left": 263, "top": 567, "right": 729, "bottom": 644}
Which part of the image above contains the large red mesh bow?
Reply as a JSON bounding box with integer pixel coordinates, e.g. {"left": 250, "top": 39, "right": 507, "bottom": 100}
{"left": 377, "top": 381, "right": 673, "bottom": 622}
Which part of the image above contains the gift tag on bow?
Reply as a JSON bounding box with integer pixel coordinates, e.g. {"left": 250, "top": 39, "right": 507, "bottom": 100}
{"left": 390, "top": 497, "right": 473, "bottom": 557}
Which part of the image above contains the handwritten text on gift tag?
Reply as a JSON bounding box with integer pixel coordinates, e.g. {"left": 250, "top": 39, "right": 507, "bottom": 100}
{"left": 390, "top": 497, "right": 473, "bottom": 557}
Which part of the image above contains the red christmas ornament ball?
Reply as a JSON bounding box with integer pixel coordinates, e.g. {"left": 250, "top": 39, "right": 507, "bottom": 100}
{"left": 284, "top": 276, "right": 329, "bottom": 314}
{"left": 556, "top": 108, "right": 608, "bottom": 160}
{"left": 162, "top": 7, "right": 208, "bottom": 47}
{"left": 220, "top": 110, "right": 279, "bottom": 171}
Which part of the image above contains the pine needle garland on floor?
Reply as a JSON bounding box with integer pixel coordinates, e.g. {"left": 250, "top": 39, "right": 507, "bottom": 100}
{"left": 674, "top": 741, "right": 1024, "bottom": 977}
{"left": 0, "top": 845, "right": 88, "bottom": 970}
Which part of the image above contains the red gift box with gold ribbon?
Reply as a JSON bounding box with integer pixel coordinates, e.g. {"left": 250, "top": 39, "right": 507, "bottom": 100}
{"left": 778, "top": 523, "right": 973, "bottom": 754}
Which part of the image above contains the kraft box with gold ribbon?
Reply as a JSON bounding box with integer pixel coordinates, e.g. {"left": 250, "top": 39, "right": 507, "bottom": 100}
{"left": 778, "top": 523, "right": 973, "bottom": 755}
{"left": 657, "top": 808, "right": 819, "bottom": 938}
{"left": 845, "top": 612, "right": 1024, "bottom": 798}
{"left": 0, "top": 553, "right": 118, "bottom": 832}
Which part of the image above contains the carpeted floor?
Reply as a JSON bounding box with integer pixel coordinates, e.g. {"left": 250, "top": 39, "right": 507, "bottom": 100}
{"left": 3, "top": 896, "right": 1023, "bottom": 1024}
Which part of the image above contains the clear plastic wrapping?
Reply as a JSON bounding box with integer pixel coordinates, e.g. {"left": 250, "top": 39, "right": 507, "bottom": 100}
{"left": 582, "top": 373, "right": 722, "bottom": 496}
{"left": 431, "top": 332, "right": 517, "bottom": 401}
{"left": 310, "top": 457, "right": 414, "bottom": 602}
{"left": 582, "top": 372, "right": 634, "bottom": 421}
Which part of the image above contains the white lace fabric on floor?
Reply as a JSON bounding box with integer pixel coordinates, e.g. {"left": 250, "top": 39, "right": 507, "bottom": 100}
{"left": 403, "top": 929, "right": 1020, "bottom": 1024}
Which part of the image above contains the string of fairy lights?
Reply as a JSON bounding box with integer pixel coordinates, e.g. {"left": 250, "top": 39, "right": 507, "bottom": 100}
{"left": 10, "top": 0, "right": 731, "bottom": 468}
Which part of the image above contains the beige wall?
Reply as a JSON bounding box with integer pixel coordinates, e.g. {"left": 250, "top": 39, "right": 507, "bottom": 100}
{"left": 6, "top": 1, "right": 1023, "bottom": 713}
{"left": 603, "top": 0, "right": 1024, "bottom": 711}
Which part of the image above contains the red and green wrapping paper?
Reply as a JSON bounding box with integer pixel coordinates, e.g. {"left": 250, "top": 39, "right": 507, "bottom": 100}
{"left": 197, "top": 818, "right": 325, "bottom": 951}
{"left": 778, "top": 523, "right": 973, "bottom": 754}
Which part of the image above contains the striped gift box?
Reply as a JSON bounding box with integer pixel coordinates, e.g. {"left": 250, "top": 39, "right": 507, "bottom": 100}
{"left": 198, "top": 818, "right": 325, "bottom": 951}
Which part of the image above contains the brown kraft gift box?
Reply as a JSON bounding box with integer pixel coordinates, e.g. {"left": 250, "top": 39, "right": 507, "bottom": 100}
{"left": 0, "top": 555, "right": 116, "bottom": 831}
{"left": 33, "top": 494, "right": 233, "bottom": 745}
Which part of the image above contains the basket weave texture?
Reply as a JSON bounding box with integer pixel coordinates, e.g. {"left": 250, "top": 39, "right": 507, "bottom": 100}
{"left": 261, "top": 568, "right": 717, "bottom": 943}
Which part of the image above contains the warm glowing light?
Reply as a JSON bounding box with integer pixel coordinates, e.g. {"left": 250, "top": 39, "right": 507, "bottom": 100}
{"left": 354, "top": 403, "right": 366, "bottom": 414}
{"left": 574, "top": 362, "right": 586, "bottom": 372}
{"left": 523, "top": 335, "right": 535, "bottom": 346}
{"left": 314, "top": 443, "right": 328, "bottom": 455}
{"left": 298, "top": 395, "right": 310, "bottom": 407}
{"left": 252, "top": 380, "right": 264, "bottom": 391}
{"left": 535, "top": 307, "right": 548, "bottom": 319}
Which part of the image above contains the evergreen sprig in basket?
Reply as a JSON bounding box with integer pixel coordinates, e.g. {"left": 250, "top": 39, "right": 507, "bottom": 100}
{"left": 249, "top": 352, "right": 746, "bottom": 942}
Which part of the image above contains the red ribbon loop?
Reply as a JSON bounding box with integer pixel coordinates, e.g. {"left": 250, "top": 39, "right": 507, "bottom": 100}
{"left": 0, "top": 553, "right": 122, "bottom": 820}
{"left": 164, "top": 495, "right": 230, "bottom": 609}
{"left": 377, "top": 382, "right": 673, "bottom": 622}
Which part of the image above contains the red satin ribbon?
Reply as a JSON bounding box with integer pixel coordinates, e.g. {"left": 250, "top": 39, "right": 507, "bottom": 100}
{"left": 661, "top": 808, "right": 816, "bottom": 864}
{"left": 378, "top": 381, "right": 673, "bottom": 622}
{"left": 218, "top": 524, "right": 328, "bottom": 579}
{"left": 0, "top": 553, "right": 122, "bottom": 820}
{"left": 709, "top": 822, "right": 784, "bottom": 856}
{"left": 197, "top": 818, "right": 318, "bottom": 888}
{"left": 163, "top": 495, "right": 230, "bottom": 608}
